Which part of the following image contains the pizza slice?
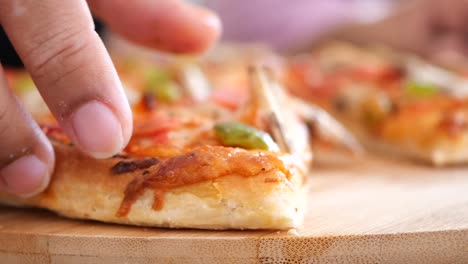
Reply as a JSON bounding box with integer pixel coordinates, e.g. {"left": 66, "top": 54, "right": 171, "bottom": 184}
{"left": 198, "top": 44, "right": 362, "bottom": 158}
{"left": 286, "top": 41, "right": 468, "bottom": 166}
{"left": 0, "top": 62, "right": 311, "bottom": 230}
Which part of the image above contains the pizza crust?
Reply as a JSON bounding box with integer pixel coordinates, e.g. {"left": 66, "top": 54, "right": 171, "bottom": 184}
{"left": 334, "top": 116, "right": 468, "bottom": 166}
{"left": 0, "top": 143, "right": 306, "bottom": 230}
{"left": 360, "top": 134, "right": 468, "bottom": 166}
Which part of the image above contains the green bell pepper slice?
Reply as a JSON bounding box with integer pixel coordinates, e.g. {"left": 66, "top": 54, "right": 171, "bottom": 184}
{"left": 405, "top": 81, "right": 438, "bottom": 97}
{"left": 214, "top": 122, "right": 279, "bottom": 151}
{"left": 144, "top": 67, "right": 180, "bottom": 103}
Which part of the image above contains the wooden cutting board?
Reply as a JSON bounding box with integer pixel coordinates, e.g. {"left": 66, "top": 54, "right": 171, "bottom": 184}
{"left": 1, "top": 156, "right": 468, "bottom": 264}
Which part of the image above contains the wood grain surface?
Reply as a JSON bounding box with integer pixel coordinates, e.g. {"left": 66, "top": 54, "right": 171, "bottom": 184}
{"left": 1, "top": 156, "right": 468, "bottom": 263}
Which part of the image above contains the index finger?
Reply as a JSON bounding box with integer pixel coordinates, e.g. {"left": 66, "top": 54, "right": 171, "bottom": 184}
{"left": 0, "top": 0, "right": 133, "bottom": 158}
{"left": 88, "top": 0, "right": 221, "bottom": 54}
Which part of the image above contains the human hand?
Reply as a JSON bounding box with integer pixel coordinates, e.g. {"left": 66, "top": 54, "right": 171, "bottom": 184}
{"left": 336, "top": 0, "right": 468, "bottom": 68}
{"left": 0, "top": 0, "right": 220, "bottom": 196}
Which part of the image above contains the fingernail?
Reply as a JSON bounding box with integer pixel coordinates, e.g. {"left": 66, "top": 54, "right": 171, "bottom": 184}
{"left": 71, "top": 101, "right": 124, "bottom": 158}
{"left": 0, "top": 155, "right": 49, "bottom": 197}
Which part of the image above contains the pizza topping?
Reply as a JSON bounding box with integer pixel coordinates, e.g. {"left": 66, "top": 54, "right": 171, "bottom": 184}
{"left": 132, "top": 112, "right": 180, "bottom": 137}
{"left": 289, "top": 97, "right": 363, "bottom": 154}
{"left": 405, "top": 81, "right": 438, "bottom": 97}
{"left": 214, "top": 122, "right": 279, "bottom": 151}
{"left": 117, "top": 145, "right": 290, "bottom": 216}
{"left": 332, "top": 96, "right": 349, "bottom": 113}
{"left": 247, "top": 66, "right": 293, "bottom": 153}
{"left": 142, "top": 93, "right": 157, "bottom": 111}
{"left": 145, "top": 67, "right": 181, "bottom": 103}
{"left": 177, "top": 64, "right": 212, "bottom": 102}
{"left": 361, "top": 93, "right": 394, "bottom": 128}
{"left": 112, "top": 154, "right": 130, "bottom": 159}
{"left": 211, "top": 88, "right": 246, "bottom": 110}
{"left": 111, "top": 157, "right": 161, "bottom": 174}
{"left": 351, "top": 65, "right": 405, "bottom": 84}
{"left": 438, "top": 111, "right": 468, "bottom": 137}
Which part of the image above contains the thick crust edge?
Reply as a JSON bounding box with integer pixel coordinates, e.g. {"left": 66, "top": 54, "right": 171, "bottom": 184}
{"left": 0, "top": 143, "right": 306, "bottom": 230}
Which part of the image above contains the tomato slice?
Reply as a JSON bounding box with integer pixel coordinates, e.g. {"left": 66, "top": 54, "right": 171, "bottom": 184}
{"left": 351, "top": 65, "right": 403, "bottom": 84}
{"left": 152, "top": 130, "right": 170, "bottom": 145}
{"left": 133, "top": 112, "right": 180, "bottom": 137}
{"left": 211, "top": 88, "right": 247, "bottom": 110}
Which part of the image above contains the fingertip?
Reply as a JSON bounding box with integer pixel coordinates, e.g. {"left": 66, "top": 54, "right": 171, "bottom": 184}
{"left": 69, "top": 100, "right": 126, "bottom": 159}
{"left": 0, "top": 95, "right": 55, "bottom": 198}
{"left": 136, "top": 1, "right": 223, "bottom": 54}
{"left": 202, "top": 9, "right": 222, "bottom": 34}
{"left": 0, "top": 155, "right": 51, "bottom": 197}
{"left": 90, "top": 0, "right": 222, "bottom": 54}
{"left": 183, "top": 5, "right": 222, "bottom": 53}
